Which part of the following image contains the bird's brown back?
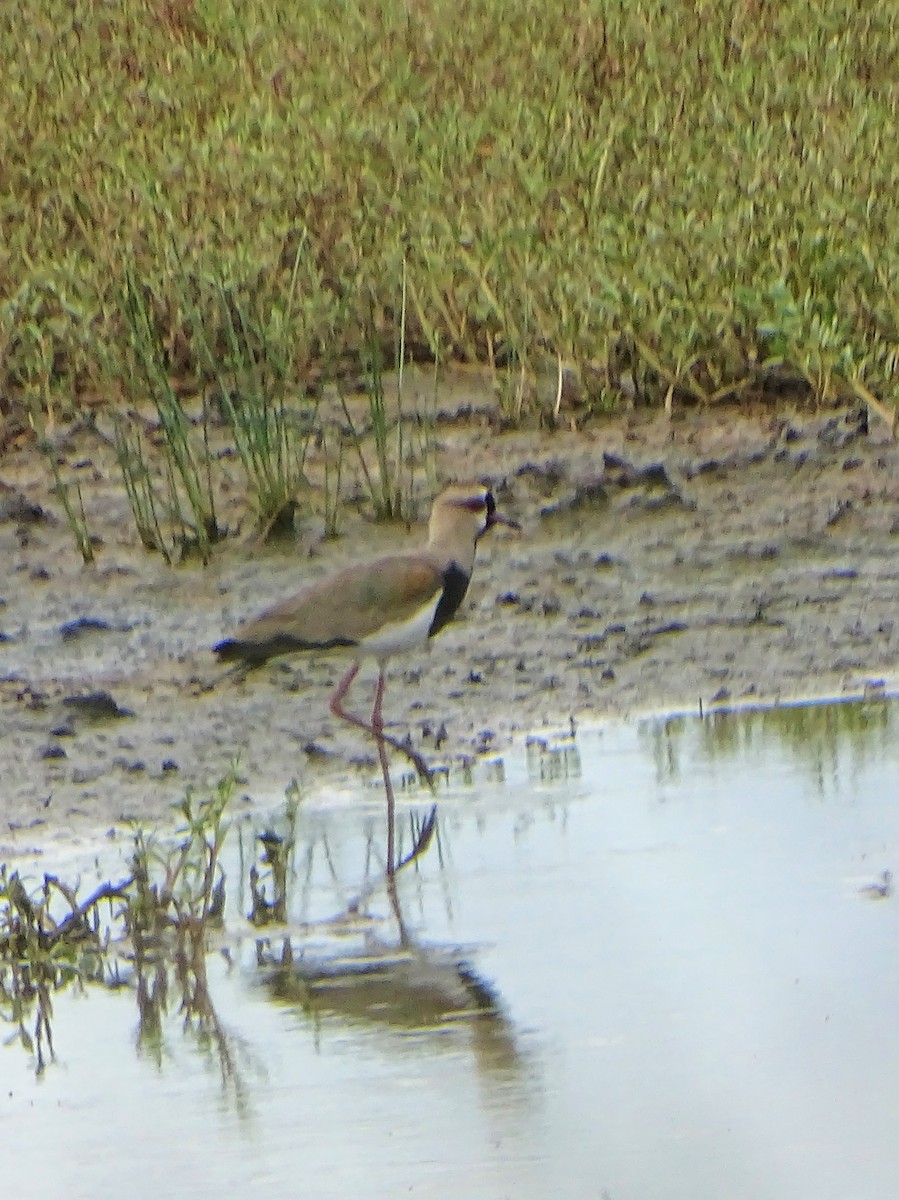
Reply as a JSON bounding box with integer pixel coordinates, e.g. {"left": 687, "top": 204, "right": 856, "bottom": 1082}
{"left": 215, "top": 553, "right": 446, "bottom": 665}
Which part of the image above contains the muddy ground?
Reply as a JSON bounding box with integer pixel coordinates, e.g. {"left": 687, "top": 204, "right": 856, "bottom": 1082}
{"left": 2, "top": 379, "right": 898, "bottom": 859}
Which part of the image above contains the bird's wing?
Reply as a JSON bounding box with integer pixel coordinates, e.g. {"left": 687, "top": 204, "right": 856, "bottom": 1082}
{"left": 226, "top": 555, "right": 445, "bottom": 658}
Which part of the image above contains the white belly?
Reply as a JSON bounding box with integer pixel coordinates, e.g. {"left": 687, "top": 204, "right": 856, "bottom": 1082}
{"left": 359, "top": 593, "right": 443, "bottom": 659}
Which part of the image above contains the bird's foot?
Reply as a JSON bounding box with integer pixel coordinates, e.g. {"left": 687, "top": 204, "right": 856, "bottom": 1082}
{"left": 377, "top": 729, "right": 434, "bottom": 788}
{"left": 394, "top": 804, "right": 438, "bottom": 873}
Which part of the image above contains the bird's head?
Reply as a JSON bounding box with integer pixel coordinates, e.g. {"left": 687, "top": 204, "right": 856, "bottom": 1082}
{"left": 428, "top": 482, "right": 520, "bottom": 548}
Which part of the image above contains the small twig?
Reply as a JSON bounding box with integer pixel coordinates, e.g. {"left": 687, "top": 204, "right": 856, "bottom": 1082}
{"left": 633, "top": 336, "right": 710, "bottom": 403}
{"left": 707, "top": 375, "right": 754, "bottom": 404}
{"left": 42, "top": 876, "right": 133, "bottom": 948}
{"left": 850, "top": 379, "right": 897, "bottom": 440}
{"left": 552, "top": 353, "right": 564, "bottom": 419}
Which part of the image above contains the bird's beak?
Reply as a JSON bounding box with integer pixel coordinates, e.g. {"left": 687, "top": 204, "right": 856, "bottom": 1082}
{"left": 485, "top": 509, "right": 521, "bottom": 533}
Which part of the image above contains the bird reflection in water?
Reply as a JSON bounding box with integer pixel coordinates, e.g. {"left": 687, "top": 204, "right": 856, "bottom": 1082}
{"left": 250, "top": 804, "right": 525, "bottom": 1082}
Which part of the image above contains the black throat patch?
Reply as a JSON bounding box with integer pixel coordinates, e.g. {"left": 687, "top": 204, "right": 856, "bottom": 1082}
{"left": 428, "top": 562, "right": 471, "bottom": 638}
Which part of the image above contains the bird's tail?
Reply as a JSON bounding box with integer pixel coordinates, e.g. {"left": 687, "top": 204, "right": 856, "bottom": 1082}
{"left": 213, "top": 637, "right": 270, "bottom": 666}
{"left": 214, "top": 632, "right": 349, "bottom": 666}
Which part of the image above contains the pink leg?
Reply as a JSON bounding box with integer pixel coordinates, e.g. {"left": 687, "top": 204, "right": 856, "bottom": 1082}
{"left": 385, "top": 872, "right": 408, "bottom": 943}
{"left": 370, "top": 668, "right": 396, "bottom": 877}
{"left": 329, "top": 662, "right": 433, "bottom": 783}
{"left": 328, "top": 662, "right": 363, "bottom": 725}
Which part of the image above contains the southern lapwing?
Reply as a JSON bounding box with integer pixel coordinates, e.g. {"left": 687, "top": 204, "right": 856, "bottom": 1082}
{"left": 215, "top": 482, "right": 519, "bottom": 874}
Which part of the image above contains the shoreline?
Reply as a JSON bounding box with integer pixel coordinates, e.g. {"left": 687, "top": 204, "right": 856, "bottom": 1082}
{"left": 3, "top": 398, "right": 898, "bottom": 860}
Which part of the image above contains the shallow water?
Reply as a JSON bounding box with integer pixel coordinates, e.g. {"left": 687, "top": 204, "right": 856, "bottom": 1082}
{"left": 5, "top": 699, "right": 899, "bottom": 1200}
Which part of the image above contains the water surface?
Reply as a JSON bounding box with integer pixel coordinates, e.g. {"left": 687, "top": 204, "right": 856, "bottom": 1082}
{"left": 4, "top": 699, "right": 899, "bottom": 1200}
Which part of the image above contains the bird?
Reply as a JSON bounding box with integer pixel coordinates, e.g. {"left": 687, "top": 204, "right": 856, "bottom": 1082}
{"left": 214, "top": 481, "right": 519, "bottom": 875}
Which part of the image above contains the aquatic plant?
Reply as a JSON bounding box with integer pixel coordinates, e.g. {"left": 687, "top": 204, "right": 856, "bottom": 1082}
{"left": 338, "top": 259, "right": 437, "bottom": 523}
{"left": 26, "top": 402, "right": 96, "bottom": 563}
{"left": 116, "top": 263, "right": 222, "bottom": 562}
{"left": 0, "top": 773, "right": 238, "bottom": 1073}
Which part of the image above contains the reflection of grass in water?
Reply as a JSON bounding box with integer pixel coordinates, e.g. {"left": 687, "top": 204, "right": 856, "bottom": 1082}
{"left": 0, "top": 867, "right": 127, "bottom": 1071}
{"left": 645, "top": 698, "right": 896, "bottom": 793}
{"left": 0, "top": 770, "right": 512, "bottom": 1091}
{"left": 0, "top": 772, "right": 245, "bottom": 1082}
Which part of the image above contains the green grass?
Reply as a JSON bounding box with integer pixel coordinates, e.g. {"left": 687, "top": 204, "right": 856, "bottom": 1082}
{"left": 3, "top": 0, "right": 899, "bottom": 425}
{"left": 27, "top": 397, "right": 97, "bottom": 561}
{"left": 0, "top": 773, "right": 239, "bottom": 1073}
{"left": 118, "top": 262, "right": 223, "bottom": 559}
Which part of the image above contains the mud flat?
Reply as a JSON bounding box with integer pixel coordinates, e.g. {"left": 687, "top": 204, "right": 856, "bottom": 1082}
{"left": 2, "top": 395, "right": 897, "bottom": 854}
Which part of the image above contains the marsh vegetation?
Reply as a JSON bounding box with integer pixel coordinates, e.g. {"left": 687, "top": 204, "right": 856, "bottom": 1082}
{"left": 3, "top": 1, "right": 898, "bottom": 558}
